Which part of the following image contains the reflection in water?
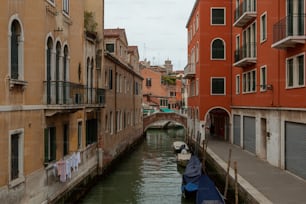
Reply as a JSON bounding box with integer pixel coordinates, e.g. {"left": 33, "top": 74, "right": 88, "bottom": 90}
{"left": 80, "top": 128, "right": 194, "bottom": 204}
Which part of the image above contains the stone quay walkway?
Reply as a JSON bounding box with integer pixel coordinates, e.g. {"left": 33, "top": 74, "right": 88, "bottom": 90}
{"left": 206, "top": 139, "right": 306, "bottom": 204}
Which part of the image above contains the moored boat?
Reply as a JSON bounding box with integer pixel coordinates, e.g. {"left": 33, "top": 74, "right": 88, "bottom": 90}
{"left": 176, "top": 149, "right": 192, "bottom": 167}
{"left": 181, "top": 155, "right": 202, "bottom": 198}
{"left": 196, "top": 174, "right": 225, "bottom": 204}
{"left": 173, "top": 141, "right": 189, "bottom": 153}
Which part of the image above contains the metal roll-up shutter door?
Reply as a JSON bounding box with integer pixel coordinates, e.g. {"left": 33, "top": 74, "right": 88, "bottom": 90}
{"left": 243, "top": 116, "right": 256, "bottom": 154}
{"left": 233, "top": 115, "right": 241, "bottom": 146}
{"left": 285, "top": 122, "right": 306, "bottom": 180}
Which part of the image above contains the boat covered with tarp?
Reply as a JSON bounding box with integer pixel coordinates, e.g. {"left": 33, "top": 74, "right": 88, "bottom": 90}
{"left": 196, "top": 174, "right": 225, "bottom": 204}
{"left": 181, "top": 155, "right": 202, "bottom": 198}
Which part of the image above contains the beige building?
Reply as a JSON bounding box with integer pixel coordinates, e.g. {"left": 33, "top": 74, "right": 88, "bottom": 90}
{"left": 103, "top": 28, "right": 143, "bottom": 166}
{"left": 0, "top": 0, "right": 106, "bottom": 203}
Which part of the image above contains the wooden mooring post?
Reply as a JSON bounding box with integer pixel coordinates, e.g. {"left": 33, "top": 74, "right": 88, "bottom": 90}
{"left": 224, "top": 148, "right": 232, "bottom": 198}
{"left": 202, "top": 139, "right": 208, "bottom": 174}
{"left": 234, "top": 161, "right": 238, "bottom": 204}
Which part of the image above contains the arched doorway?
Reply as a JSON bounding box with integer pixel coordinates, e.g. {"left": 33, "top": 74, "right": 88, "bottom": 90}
{"left": 205, "top": 108, "right": 230, "bottom": 141}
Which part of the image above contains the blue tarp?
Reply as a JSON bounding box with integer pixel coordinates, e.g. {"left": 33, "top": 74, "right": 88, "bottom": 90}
{"left": 196, "top": 174, "right": 225, "bottom": 204}
{"left": 182, "top": 155, "right": 202, "bottom": 193}
{"left": 160, "top": 108, "right": 174, "bottom": 113}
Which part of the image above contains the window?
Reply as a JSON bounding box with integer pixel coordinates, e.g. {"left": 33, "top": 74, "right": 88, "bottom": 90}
{"left": 242, "top": 70, "right": 256, "bottom": 93}
{"left": 196, "top": 42, "right": 199, "bottom": 63}
{"left": 196, "top": 13, "right": 199, "bottom": 30}
{"left": 77, "top": 121, "right": 82, "bottom": 149}
{"left": 106, "top": 43, "right": 115, "bottom": 53}
{"left": 260, "top": 13, "right": 267, "bottom": 42}
{"left": 55, "top": 42, "right": 61, "bottom": 104}
{"left": 287, "top": 0, "right": 304, "bottom": 36}
{"left": 46, "top": 37, "right": 53, "bottom": 104}
{"left": 63, "top": 46, "right": 69, "bottom": 104}
{"left": 243, "top": 22, "right": 257, "bottom": 58}
{"left": 286, "top": 54, "right": 305, "bottom": 88}
{"left": 260, "top": 66, "right": 267, "bottom": 91}
{"left": 211, "top": 8, "right": 225, "bottom": 25}
{"left": 9, "top": 129, "right": 24, "bottom": 183}
{"left": 236, "top": 75, "right": 240, "bottom": 94}
{"left": 135, "top": 82, "right": 139, "bottom": 95}
{"left": 146, "top": 78, "right": 151, "bottom": 86}
{"left": 86, "top": 119, "right": 97, "bottom": 145}
{"left": 10, "top": 19, "right": 24, "bottom": 81}
{"left": 211, "top": 78, "right": 225, "bottom": 95}
{"left": 170, "top": 91, "right": 176, "bottom": 97}
{"left": 44, "top": 127, "right": 56, "bottom": 163}
{"left": 211, "top": 39, "right": 225, "bottom": 59}
{"left": 109, "top": 69, "right": 113, "bottom": 89}
{"left": 63, "top": 124, "right": 69, "bottom": 156}
{"left": 160, "top": 99, "right": 168, "bottom": 107}
{"left": 196, "top": 79, "right": 199, "bottom": 96}
{"left": 109, "top": 111, "right": 114, "bottom": 134}
{"left": 63, "top": 0, "right": 69, "bottom": 14}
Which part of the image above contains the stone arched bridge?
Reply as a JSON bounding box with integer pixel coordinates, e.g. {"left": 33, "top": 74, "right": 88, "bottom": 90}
{"left": 143, "top": 112, "right": 187, "bottom": 131}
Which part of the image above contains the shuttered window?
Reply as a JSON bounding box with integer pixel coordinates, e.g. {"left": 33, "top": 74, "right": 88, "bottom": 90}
{"left": 211, "top": 78, "right": 225, "bottom": 95}
{"left": 44, "top": 127, "right": 56, "bottom": 164}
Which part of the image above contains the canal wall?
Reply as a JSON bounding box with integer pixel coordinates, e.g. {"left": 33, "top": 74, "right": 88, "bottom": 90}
{"left": 189, "top": 141, "right": 261, "bottom": 204}
{"left": 62, "top": 133, "right": 145, "bottom": 203}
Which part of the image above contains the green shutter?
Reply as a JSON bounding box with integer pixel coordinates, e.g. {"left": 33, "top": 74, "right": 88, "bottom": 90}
{"left": 44, "top": 128, "right": 49, "bottom": 163}
{"left": 50, "top": 127, "right": 56, "bottom": 161}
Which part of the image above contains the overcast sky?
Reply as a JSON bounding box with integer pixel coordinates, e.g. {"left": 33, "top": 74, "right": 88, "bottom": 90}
{"left": 104, "top": 0, "right": 196, "bottom": 70}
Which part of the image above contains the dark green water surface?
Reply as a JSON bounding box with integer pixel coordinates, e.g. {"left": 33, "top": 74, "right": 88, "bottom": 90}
{"left": 80, "top": 128, "right": 194, "bottom": 204}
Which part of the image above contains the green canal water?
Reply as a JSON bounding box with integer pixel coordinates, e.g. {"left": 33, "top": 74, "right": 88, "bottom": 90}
{"left": 79, "top": 127, "right": 195, "bottom": 204}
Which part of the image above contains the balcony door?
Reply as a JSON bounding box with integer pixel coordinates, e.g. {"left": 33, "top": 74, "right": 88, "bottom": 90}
{"left": 287, "top": 0, "right": 304, "bottom": 36}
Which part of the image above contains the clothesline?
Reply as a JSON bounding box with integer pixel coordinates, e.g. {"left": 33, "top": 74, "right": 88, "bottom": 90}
{"left": 53, "top": 151, "right": 81, "bottom": 183}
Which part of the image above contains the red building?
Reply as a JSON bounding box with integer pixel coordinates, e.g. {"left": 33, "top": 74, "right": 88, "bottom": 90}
{"left": 186, "top": 0, "right": 306, "bottom": 180}
{"left": 186, "top": 0, "right": 232, "bottom": 143}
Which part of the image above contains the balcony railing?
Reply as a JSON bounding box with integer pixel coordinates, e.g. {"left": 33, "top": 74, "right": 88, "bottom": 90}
{"left": 234, "top": 0, "right": 257, "bottom": 27}
{"left": 44, "top": 81, "right": 105, "bottom": 106}
{"left": 272, "top": 14, "right": 306, "bottom": 49}
{"left": 233, "top": 42, "right": 257, "bottom": 68}
{"left": 184, "top": 63, "right": 196, "bottom": 79}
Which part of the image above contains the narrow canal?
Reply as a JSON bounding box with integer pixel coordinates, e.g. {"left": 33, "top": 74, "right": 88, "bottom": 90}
{"left": 79, "top": 127, "right": 195, "bottom": 204}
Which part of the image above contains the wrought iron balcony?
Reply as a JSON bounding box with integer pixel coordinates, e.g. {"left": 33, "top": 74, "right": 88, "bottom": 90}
{"left": 272, "top": 14, "right": 306, "bottom": 49}
{"left": 43, "top": 81, "right": 105, "bottom": 108}
{"left": 184, "top": 63, "right": 196, "bottom": 79}
{"left": 233, "top": 42, "right": 257, "bottom": 68}
{"left": 233, "top": 0, "right": 257, "bottom": 27}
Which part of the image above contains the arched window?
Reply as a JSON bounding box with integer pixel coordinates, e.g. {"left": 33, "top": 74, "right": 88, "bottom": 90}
{"left": 46, "top": 37, "right": 53, "bottom": 104}
{"left": 10, "top": 20, "right": 22, "bottom": 80}
{"left": 211, "top": 39, "right": 225, "bottom": 59}
{"left": 55, "top": 42, "right": 61, "bottom": 104}
{"left": 63, "top": 45, "right": 69, "bottom": 104}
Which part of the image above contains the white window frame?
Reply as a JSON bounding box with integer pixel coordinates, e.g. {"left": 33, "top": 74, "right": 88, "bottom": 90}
{"left": 8, "top": 15, "right": 25, "bottom": 82}
{"left": 211, "top": 7, "right": 226, "bottom": 26}
{"left": 260, "top": 65, "right": 267, "bottom": 92}
{"left": 211, "top": 77, "right": 226, "bottom": 95}
{"left": 211, "top": 38, "right": 226, "bottom": 60}
{"left": 62, "top": 0, "right": 69, "bottom": 15}
{"left": 260, "top": 12, "right": 267, "bottom": 43}
{"left": 236, "top": 74, "right": 240, "bottom": 94}
{"left": 47, "top": 0, "right": 55, "bottom": 6}
{"left": 9, "top": 128, "right": 25, "bottom": 188}
{"left": 243, "top": 22, "right": 257, "bottom": 59}
{"left": 286, "top": 53, "right": 305, "bottom": 88}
